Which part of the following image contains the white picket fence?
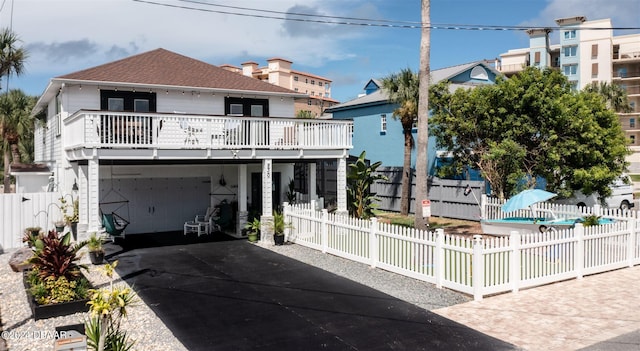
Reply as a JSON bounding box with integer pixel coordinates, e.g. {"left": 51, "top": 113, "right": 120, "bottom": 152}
{"left": 284, "top": 202, "right": 640, "bottom": 300}
{"left": 482, "top": 194, "right": 637, "bottom": 221}
{"left": 0, "top": 192, "right": 64, "bottom": 252}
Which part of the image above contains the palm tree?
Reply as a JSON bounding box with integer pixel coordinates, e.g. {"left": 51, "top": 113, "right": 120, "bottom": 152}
{"left": 381, "top": 68, "right": 420, "bottom": 216}
{"left": 0, "top": 28, "right": 28, "bottom": 193}
{"left": 584, "top": 81, "right": 632, "bottom": 113}
{"left": 414, "top": 0, "right": 431, "bottom": 231}
{"left": 0, "top": 90, "right": 35, "bottom": 192}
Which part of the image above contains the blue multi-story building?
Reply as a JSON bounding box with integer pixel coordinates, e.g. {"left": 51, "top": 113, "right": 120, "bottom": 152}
{"left": 326, "top": 61, "right": 499, "bottom": 176}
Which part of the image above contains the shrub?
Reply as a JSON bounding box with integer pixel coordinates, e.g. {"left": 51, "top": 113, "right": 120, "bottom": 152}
{"left": 28, "top": 230, "right": 86, "bottom": 281}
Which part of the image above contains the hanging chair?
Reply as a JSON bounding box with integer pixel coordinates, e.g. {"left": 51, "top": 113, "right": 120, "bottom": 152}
{"left": 101, "top": 211, "right": 129, "bottom": 238}
{"left": 99, "top": 163, "right": 131, "bottom": 238}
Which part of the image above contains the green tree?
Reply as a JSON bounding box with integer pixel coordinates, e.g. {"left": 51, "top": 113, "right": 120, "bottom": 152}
{"left": 1, "top": 89, "right": 36, "bottom": 192}
{"left": 381, "top": 68, "right": 419, "bottom": 216}
{"left": 347, "top": 151, "right": 388, "bottom": 219}
{"left": 296, "top": 110, "right": 315, "bottom": 119}
{"left": 0, "top": 28, "right": 28, "bottom": 193}
{"left": 583, "top": 81, "right": 632, "bottom": 113}
{"left": 430, "top": 67, "right": 629, "bottom": 200}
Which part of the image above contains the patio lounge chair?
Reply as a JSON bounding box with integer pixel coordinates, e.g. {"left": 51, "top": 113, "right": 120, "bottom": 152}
{"left": 102, "top": 212, "right": 129, "bottom": 238}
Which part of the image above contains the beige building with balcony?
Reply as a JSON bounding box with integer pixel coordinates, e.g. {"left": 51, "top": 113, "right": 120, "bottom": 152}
{"left": 221, "top": 58, "right": 339, "bottom": 118}
{"left": 495, "top": 16, "right": 640, "bottom": 172}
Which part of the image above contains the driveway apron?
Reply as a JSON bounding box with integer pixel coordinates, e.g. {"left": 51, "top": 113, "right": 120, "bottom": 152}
{"left": 110, "top": 238, "right": 517, "bottom": 351}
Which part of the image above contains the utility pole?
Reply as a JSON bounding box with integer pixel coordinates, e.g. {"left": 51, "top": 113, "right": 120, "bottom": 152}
{"left": 414, "top": 0, "right": 431, "bottom": 231}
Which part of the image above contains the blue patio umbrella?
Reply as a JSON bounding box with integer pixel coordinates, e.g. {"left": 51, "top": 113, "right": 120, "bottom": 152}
{"left": 501, "top": 189, "right": 557, "bottom": 213}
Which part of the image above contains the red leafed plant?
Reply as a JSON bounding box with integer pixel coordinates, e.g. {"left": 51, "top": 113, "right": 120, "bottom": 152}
{"left": 28, "top": 230, "right": 87, "bottom": 281}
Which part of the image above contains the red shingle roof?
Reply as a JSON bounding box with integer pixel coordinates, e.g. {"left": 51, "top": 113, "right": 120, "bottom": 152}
{"left": 58, "top": 48, "right": 297, "bottom": 94}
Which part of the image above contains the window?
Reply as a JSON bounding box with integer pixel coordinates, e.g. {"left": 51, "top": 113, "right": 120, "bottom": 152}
{"left": 108, "top": 98, "right": 124, "bottom": 111}
{"left": 564, "top": 30, "right": 576, "bottom": 39}
{"left": 569, "top": 80, "right": 578, "bottom": 91}
{"left": 563, "top": 64, "right": 578, "bottom": 75}
{"left": 225, "top": 97, "right": 268, "bottom": 117}
{"left": 631, "top": 118, "right": 635, "bottom": 128}
{"left": 294, "top": 76, "right": 299, "bottom": 81}
{"left": 305, "top": 78, "right": 308, "bottom": 83}
{"left": 318, "top": 82, "right": 323, "bottom": 87}
{"left": 250, "top": 105, "right": 263, "bottom": 117}
{"left": 230, "top": 104, "right": 243, "bottom": 115}
{"left": 412, "top": 119, "right": 418, "bottom": 130}
{"left": 592, "top": 63, "right": 598, "bottom": 77}
{"left": 307, "top": 99, "right": 312, "bottom": 106}
{"left": 134, "top": 99, "right": 149, "bottom": 112}
{"left": 100, "top": 90, "right": 156, "bottom": 112}
{"left": 310, "top": 91, "right": 315, "bottom": 96}
{"left": 311, "top": 80, "right": 315, "bottom": 85}
{"left": 380, "top": 114, "right": 387, "bottom": 133}
{"left": 618, "top": 67, "right": 628, "bottom": 78}
{"left": 591, "top": 44, "right": 598, "bottom": 58}
{"left": 563, "top": 46, "right": 577, "bottom": 57}
{"left": 293, "top": 163, "right": 308, "bottom": 194}
{"left": 294, "top": 88, "right": 299, "bottom": 92}
{"left": 631, "top": 135, "right": 636, "bottom": 144}
{"left": 55, "top": 93, "right": 62, "bottom": 137}
{"left": 534, "top": 51, "right": 541, "bottom": 64}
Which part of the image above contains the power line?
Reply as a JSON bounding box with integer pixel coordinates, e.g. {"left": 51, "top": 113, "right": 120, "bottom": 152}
{"left": 133, "top": 0, "right": 640, "bottom": 31}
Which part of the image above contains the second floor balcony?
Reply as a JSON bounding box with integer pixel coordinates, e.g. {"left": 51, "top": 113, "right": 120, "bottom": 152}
{"left": 63, "top": 110, "right": 353, "bottom": 161}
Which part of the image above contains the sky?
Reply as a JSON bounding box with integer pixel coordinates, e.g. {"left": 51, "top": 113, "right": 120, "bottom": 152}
{"left": 1, "top": 0, "right": 639, "bottom": 103}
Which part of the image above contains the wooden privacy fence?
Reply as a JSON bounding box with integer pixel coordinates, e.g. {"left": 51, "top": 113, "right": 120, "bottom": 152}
{"left": 0, "top": 192, "right": 63, "bottom": 252}
{"left": 371, "top": 168, "right": 484, "bottom": 221}
{"left": 284, "top": 202, "right": 640, "bottom": 300}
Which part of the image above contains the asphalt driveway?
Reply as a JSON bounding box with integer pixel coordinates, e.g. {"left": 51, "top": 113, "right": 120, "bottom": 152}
{"left": 108, "top": 233, "right": 517, "bottom": 350}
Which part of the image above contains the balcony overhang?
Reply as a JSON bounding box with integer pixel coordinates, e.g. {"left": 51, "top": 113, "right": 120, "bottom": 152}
{"left": 63, "top": 110, "right": 353, "bottom": 162}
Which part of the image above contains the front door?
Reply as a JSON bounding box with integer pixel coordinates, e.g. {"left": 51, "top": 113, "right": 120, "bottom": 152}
{"left": 251, "top": 172, "right": 281, "bottom": 214}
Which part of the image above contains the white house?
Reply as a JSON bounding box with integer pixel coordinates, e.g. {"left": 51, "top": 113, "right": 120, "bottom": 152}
{"left": 31, "top": 48, "right": 352, "bottom": 242}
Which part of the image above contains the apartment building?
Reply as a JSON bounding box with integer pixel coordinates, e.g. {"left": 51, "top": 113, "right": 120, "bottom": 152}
{"left": 221, "top": 58, "right": 339, "bottom": 118}
{"left": 496, "top": 16, "right": 640, "bottom": 171}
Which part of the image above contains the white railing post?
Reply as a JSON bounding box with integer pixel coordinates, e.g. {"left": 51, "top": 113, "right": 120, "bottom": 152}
{"left": 435, "top": 228, "right": 444, "bottom": 289}
{"left": 510, "top": 231, "right": 521, "bottom": 293}
{"left": 628, "top": 219, "right": 636, "bottom": 267}
{"left": 370, "top": 217, "right": 379, "bottom": 268}
{"left": 481, "top": 194, "right": 487, "bottom": 220}
{"left": 321, "top": 209, "right": 328, "bottom": 253}
{"left": 283, "top": 202, "right": 290, "bottom": 242}
{"left": 472, "top": 235, "right": 484, "bottom": 301}
{"left": 575, "top": 223, "right": 585, "bottom": 279}
{"left": 593, "top": 204, "right": 602, "bottom": 217}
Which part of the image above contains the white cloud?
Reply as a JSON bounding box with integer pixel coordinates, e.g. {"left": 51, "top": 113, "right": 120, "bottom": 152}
{"left": 521, "top": 0, "right": 640, "bottom": 31}
{"left": 2, "top": 0, "right": 374, "bottom": 75}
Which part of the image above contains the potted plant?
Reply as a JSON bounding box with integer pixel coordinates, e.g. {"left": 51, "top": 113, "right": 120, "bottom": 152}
{"left": 271, "top": 211, "right": 290, "bottom": 246}
{"left": 285, "top": 178, "right": 297, "bottom": 204}
{"left": 60, "top": 197, "right": 79, "bottom": 240}
{"left": 87, "top": 232, "right": 105, "bottom": 265}
{"left": 22, "top": 228, "right": 42, "bottom": 249}
{"left": 54, "top": 220, "right": 66, "bottom": 233}
{"left": 244, "top": 218, "right": 260, "bottom": 243}
{"left": 25, "top": 226, "right": 42, "bottom": 237}
{"left": 25, "top": 230, "right": 91, "bottom": 320}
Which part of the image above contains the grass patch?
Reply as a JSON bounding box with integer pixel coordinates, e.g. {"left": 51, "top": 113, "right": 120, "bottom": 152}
{"left": 373, "top": 210, "right": 478, "bottom": 230}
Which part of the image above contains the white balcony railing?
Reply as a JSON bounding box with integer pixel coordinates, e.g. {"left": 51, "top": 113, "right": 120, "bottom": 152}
{"left": 64, "top": 111, "right": 353, "bottom": 151}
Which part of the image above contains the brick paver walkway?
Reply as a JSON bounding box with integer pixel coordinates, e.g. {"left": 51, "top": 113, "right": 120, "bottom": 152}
{"left": 433, "top": 266, "right": 640, "bottom": 350}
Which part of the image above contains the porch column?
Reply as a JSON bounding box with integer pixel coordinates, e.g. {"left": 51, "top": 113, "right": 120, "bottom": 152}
{"left": 309, "top": 162, "right": 317, "bottom": 203}
{"left": 237, "top": 164, "right": 248, "bottom": 237}
{"left": 260, "top": 158, "right": 274, "bottom": 242}
{"left": 336, "top": 156, "right": 348, "bottom": 215}
{"left": 87, "top": 158, "right": 101, "bottom": 236}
